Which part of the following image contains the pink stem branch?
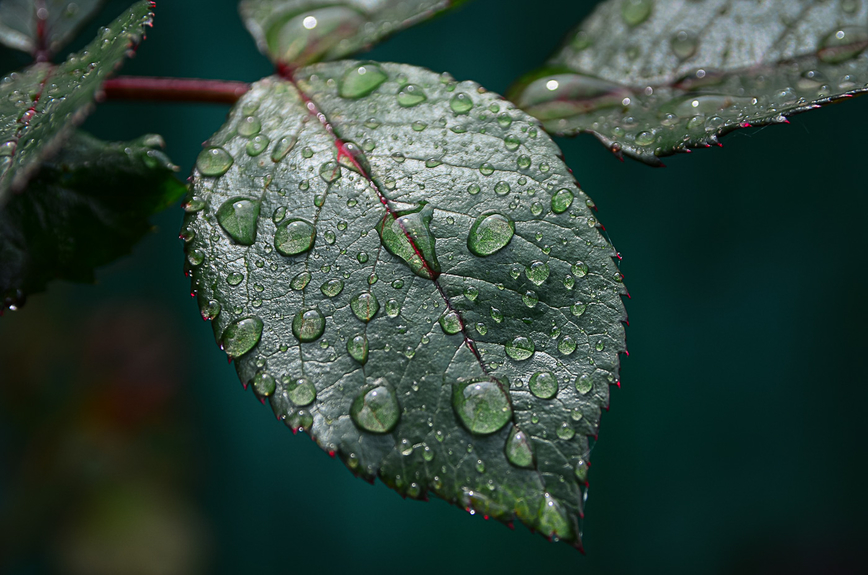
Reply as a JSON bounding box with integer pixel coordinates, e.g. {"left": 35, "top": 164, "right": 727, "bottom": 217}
{"left": 101, "top": 76, "right": 250, "bottom": 104}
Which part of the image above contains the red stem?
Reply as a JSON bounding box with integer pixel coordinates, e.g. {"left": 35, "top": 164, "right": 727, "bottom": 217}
{"left": 101, "top": 76, "right": 250, "bottom": 104}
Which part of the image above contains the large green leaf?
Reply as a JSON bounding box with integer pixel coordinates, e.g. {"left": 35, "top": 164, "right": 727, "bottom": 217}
{"left": 182, "top": 61, "right": 627, "bottom": 548}
{"left": 0, "top": 0, "right": 105, "bottom": 56}
{"left": 0, "top": 131, "right": 184, "bottom": 311}
{"left": 0, "top": 1, "right": 154, "bottom": 206}
{"left": 509, "top": 0, "right": 868, "bottom": 165}
{"left": 239, "top": 0, "right": 469, "bottom": 68}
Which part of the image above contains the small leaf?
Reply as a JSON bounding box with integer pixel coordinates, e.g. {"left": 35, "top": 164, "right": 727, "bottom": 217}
{"left": 509, "top": 0, "right": 868, "bottom": 165}
{"left": 0, "top": 1, "right": 154, "bottom": 206}
{"left": 239, "top": 0, "right": 469, "bottom": 68}
{"left": 0, "top": 131, "right": 185, "bottom": 311}
{"left": 0, "top": 0, "right": 105, "bottom": 56}
{"left": 183, "top": 61, "right": 627, "bottom": 548}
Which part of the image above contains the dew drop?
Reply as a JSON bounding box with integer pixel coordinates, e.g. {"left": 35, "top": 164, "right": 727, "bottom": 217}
{"left": 505, "top": 336, "right": 535, "bottom": 361}
{"left": 529, "top": 371, "right": 558, "bottom": 399}
{"left": 530, "top": 202, "right": 543, "bottom": 216}
{"left": 339, "top": 62, "right": 388, "bottom": 98}
{"left": 505, "top": 426, "right": 535, "bottom": 468}
{"left": 351, "top": 379, "right": 400, "bottom": 433}
{"left": 490, "top": 307, "right": 504, "bottom": 323}
{"left": 479, "top": 162, "right": 495, "bottom": 176}
{"left": 217, "top": 197, "right": 260, "bottom": 245}
{"left": 503, "top": 134, "right": 521, "bottom": 151}
{"left": 347, "top": 334, "right": 369, "bottom": 364}
{"left": 376, "top": 203, "right": 440, "bottom": 280}
{"left": 467, "top": 212, "right": 515, "bottom": 256}
{"left": 575, "top": 373, "right": 593, "bottom": 394}
{"left": 275, "top": 219, "right": 316, "bottom": 256}
{"left": 525, "top": 261, "right": 550, "bottom": 285}
{"left": 290, "top": 271, "right": 311, "bottom": 290}
{"left": 494, "top": 181, "right": 510, "bottom": 195}
{"left": 452, "top": 379, "right": 512, "bottom": 435}
{"left": 571, "top": 302, "right": 587, "bottom": 317}
{"left": 246, "top": 134, "right": 270, "bottom": 156}
{"left": 464, "top": 286, "right": 479, "bottom": 301}
{"left": 635, "top": 130, "right": 655, "bottom": 146}
{"left": 385, "top": 299, "right": 401, "bottom": 317}
{"left": 522, "top": 290, "right": 539, "bottom": 308}
{"left": 564, "top": 275, "right": 575, "bottom": 289}
{"left": 572, "top": 262, "right": 589, "bottom": 277}
{"left": 292, "top": 308, "right": 326, "bottom": 342}
{"left": 621, "top": 0, "right": 653, "bottom": 26}
{"left": 497, "top": 112, "right": 513, "bottom": 128}
{"left": 252, "top": 371, "right": 276, "bottom": 397}
{"left": 670, "top": 30, "right": 698, "bottom": 59}
{"left": 196, "top": 146, "right": 233, "bottom": 176}
{"left": 450, "top": 92, "right": 473, "bottom": 114}
{"left": 467, "top": 183, "right": 480, "bottom": 195}
{"left": 517, "top": 155, "right": 531, "bottom": 169}
{"left": 320, "top": 278, "right": 344, "bottom": 297}
{"left": 237, "top": 115, "right": 261, "bottom": 137}
{"left": 350, "top": 291, "right": 379, "bottom": 322}
{"left": 397, "top": 84, "right": 427, "bottom": 107}
{"left": 557, "top": 422, "right": 575, "bottom": 440}
{"left": 439, "top": 310, "right": 462, "bottom": 334}
{"left": 357, "top": 251, "right": 369, "bottom": 264}
{"left": 221, "top": 316, "right": 263, "bottom": 358}
{"left": 271, "top": 135, "right": 297, "bottom": 162}
{"left": 286, "top": 376, "right": 316, "bottom": 406}
{"left": 558, "top": 336, "right": 577, "bottom": 355}
{"left": 319, "top": 160, "right": 341, "bottom": 182}
{"left": 226, "top": 272, "right": 244, "bottom": 286}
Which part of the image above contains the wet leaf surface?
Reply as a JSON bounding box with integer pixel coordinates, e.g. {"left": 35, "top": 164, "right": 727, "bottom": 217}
{"left": 183, "top": 61, "right": 627, "bottom": 549}
{"left": 239, "top": 0, "right": 469, "bottom": 68}
{"left": 0, "top": 1, "right": 154, "bottom": 206}
{"left": 509, "top": 0, "right": 868, "bottom": 165}
{"left": 0, "top": 0, "right": 105, "bottom": 55}
{"left": 0, "top": 131, "right": 185, "bottom": 311}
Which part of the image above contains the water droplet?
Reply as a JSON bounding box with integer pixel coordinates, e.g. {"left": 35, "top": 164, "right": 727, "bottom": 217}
{"left": 321, "top": 278, "right": 344, "bottom": 297}
{"left": 505, "top": 336, "right": 535, "bottom": 361}
{"left": 467, "top": 212, "right": 515, "bottom": 257}
{"left": 221, "top": 316, "right": 263, "bottom": 357}
{"left": 575, "top": 459, "right": 588, "bottom": 482}
{"left": 517, "top": 155, "right": 531, "bottom": 169}
{"left": 347, "top": 334, "right": 369, "bottom": 364}
{"left": 502, "top": 429, "right": 535, "bottom": 475}
{"left": 621, "top": 0, "right": 653, "bottom": 26}
{"left": 412, "top": 120, "right": 427, "bottom": 131}
{"left": 842, "top": 0, "right": 859, "bottom": 13}
{"left": 818, "top": 26, "right": 868, "bottom": 63}
{"left": 572, "top": 262, "right": 589, "bottom": 277}
{"left": 319, "top": 160, "right": 341, "bottom": 182}
{"left": 264, "top": 7, "right": 365, "bottom": 66}
{"left": 275, "top": 219, "right": 316, "bottom": 256}
{"left": 467, "top": 183, "right": 480, "bottom": 195}
{"left": 339, "top": 62, "right": 388, "bottom": 98}
{"left": 397, "top": 84, "right": 427, "bottom": 107}
{"left": 564, "top": 275, "right": 575, "bottom": 290}
{"left": 357, "top": 251, "right": 369, "bottom": 264}
{"left": 452, "top": 379, "right": 512, "bottom": 435}
{"left": 377, "top": 203, "right": 440, "bottom": 280}
{"left": 450, "top": 92, "right": 473, "bottom": 114}
{"left": 350, "top": 379, "right": 400, "bottom": 433}
{"left": 217, "top": 197, "right": 260, "bottom": 245}
{"left": 575, "top": 373, "right": 593, "bottom": 394}
{"left": 227, "top": 272, "right": 244, "bottom": 286}
{"left": 302, "top": 146, "right": 314, "bottom": 158}
{"left": 476, "top": 459, "right": 485, "bottom": 473}
{"left": 253, "top": 371, "right": 276, "bottom": 397}
{"left": 439, "top": 310, "right": 462, "bottom": 334}
{"left": 271, "top": 135, "right": 297, "bottom": 162}
{"left": 383, "top": 299, "right": 400, "bottom": 317}
{"left": 503, "top": 135, "right": 521, "bottom": 151}
{"left": 635, "top": 130, "right": 655, "bottom": 146}
{"left": 513, "top": 73, "right": 631, "bottom": 120}
{"left": 338, "top": 141, "right": 371, "bottom": 175}
{"left": 550, "top": 188, "right": 575, "bottom": 214}
{"left": 292, "top": 308, "right": 326, "bottom": 342}
{"left": 324, "top": 230, "right": 336, "bottom": 244}
{"left": 530, "top": 202, "right": 543, "bottom": 216}
{"left": 246, "top": 134, "right": 270, "bottom": 156}
{"left": 494, "top": 181, "right": 510, "bottom": 195}
{"left": 290, "top": 271, "right": 311, "bottom": 290}
{"left": 670, "top": 30, "right": 697, "bottom": 59}
{"left": 490, "top": 307, "right": 504, "bottom": 323}
{"left": 196, "top": 146, "right": 233, "bottom": 176}
{"left": 558, "top": 336, "right": 577, "bottom": 355}
{"left": 529, "top": 371, "right": 558, "bottom": 399}
{"left": 350, "top": 291, "right": 379, "bottom": 322}
{"left": 571, "top": 302, "right": 587, "bottom": 317}
{"left": 237, "top": 115, "right": 261, "bottom": 137}
{"left": 286, "top": 376, "right": 316, "bottom": 406}
{"left": 595, "top": 340, "right": 605, "bottom": 352}
{"left": 522, "top": 290, "right": 539, "bottom": 308}
{"left": 201, "top": 300, "right": 221, "bottom": 320}
{"left": 557, "top": 422, "right": 575, "bottom": 440}
{"left": 187, "top": 249, "right": 204, "bottom": 266}
{"left": 479, "top": 162, "right": 495, "bottom": 176}
{"left": 525, "top": 261, "right": 550, "bottom": 285}
{"left": 183, "top": 196, "right": 206, "bottom": 213}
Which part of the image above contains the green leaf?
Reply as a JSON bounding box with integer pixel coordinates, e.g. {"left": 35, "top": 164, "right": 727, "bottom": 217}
{"left": 0, "top": 1, "right": 154, "bottom": 206}
{"left": 239, "top": 0, "right": 469, "bottom": 68}
{"left": 0, "top": 131, "right": 185, "bottom": 311}
{"left": 509, "top": 0, "right": 868, "bottom": 165}
{"left": 182, "top": 61, "right": 627, "bottom": 548}
{"left": 0, "top": 1, "right": 105, "bottom": 56}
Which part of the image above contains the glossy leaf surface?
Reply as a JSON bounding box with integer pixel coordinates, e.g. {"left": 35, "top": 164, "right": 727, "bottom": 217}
{"left": 183, "top": 61, "right": 627, "bottom": 548}
{"left": 0, "top": 1, "right": 154, "bottom": 206}
{"left": 509, "top": 0, "right": 868, "bottom": 165}
{"left": 0, "top": 0, "right": 104, "bottom": 55}
{"left": 0, "top": 131, "right": 185, "bottom": 311}
{"left": 239, "top": 0, "right": 468, "bottom": 67}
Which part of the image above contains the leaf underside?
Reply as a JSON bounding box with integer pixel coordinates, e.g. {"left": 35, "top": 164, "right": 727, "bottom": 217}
{"left": 0, "top": 0, "right": 105, "bottom": 55}
{"left": 182, "top": 61, "right": 627, "bottom": 548}
{"left": 509, "top": 0, "right": 868, "bottom": 165}
{"left": 239, "top": 0, "right": 468, "bottom": 68}
{"left": 0, "top": 0, "right": 154, "bottom": 207}
{"left": 0, "top": 131, "right": 185, "bottom": 311}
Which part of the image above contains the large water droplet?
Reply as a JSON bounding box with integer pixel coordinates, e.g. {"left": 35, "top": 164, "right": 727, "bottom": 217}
{"left": 505, "top": 336, "right": 535, "bottom": 361}
{"left": 385, "top": 299, "right": 401, "bottom": 317}
{"left": 467, "top": 212, "right": 515, "bottom": 257}
{"left": 321, "top": 278, "right": 344, "bottom": 297}
{"left": 538, "top": 493, "right": 574, "bottom": 540}
{"left": 221, "top": 316, "right": 263, "bottom": 358}
{"left": 621, "top": 0, "right": 653, "bottom": 26}
{"left": 319, "top": 160, "right": 341, "bottom": 182}
{"left": 339, "top": 62, "right": 388, "bottom": 98}
{"left": 350, "top": 379, "right": 400, "bottom": 433}
{"left": 350, "top": 291, "right": 379, "bottom": 322}
{"left": 397, "top": 84, "right": 427, "bottom": 107}
{"left": 522, "top": 290, "right": 539, "bottom": 308}
{"left": 551, "top": 188, "right": 574, "bottom": 214}
{"left": 452, "top": 379, "right": 512, "bottom": 435}
{"left": 439, "top": 310, "right": 462, "bottom": 334}
{"left": 377, "top": 203, "right": 441, "bottom": 279}
{"left": 237, "top": 115, "right": 261, "bottom": 137}
{"left": 670, "top": 30, "right": 698, "bottom": 59}
{"left": 464, "top": 286, "right": 479, "bottom": 301}
{"left": 338, "top": 141, "right": 371, "bottom": 175}
{"left": 558, "top": 336, "right": 577, "bottom": 355}
{"left": 292, "top": 308, "right": 326, "bottom": 342}
{"left": 575, "top": 373, "right": 593, "bottom": 394}
{"left": 253, "top": 371, "right": 276, "bottom": 397}
{"left": 529, "top": 371, "right": 558, "bottom": 399}
{"left": 450, "top": 92, "right": 473, "bottom": 114}
{"left": 275, "top": 219, "right": 316, "bottom": 256}
{"left": 197, "top": 146, "right": 233, "bottom": 176}
{"left": 525, "top": 261, "right": 549, "bottom": 285}
{"left": 286, "top": 376, "right": 316, "bottom": 406}
{"left": 347, "top": 334, "right": 369, "bottom": 364}
{"left": 271, "top": 135, "right": 297, "bottom": 162}
{"left": 818, "top": 26, "right": 868, "bottom": 63}
{"left": 505, "top": 426, "right": 535, "bottom": 468}
{"left": 290, "top": 271, "right": 311, "bottom": 290}
{"left": 217, "top": 197, "right": 260, "bottom": 245}
{"left": 246, "top": 134, "right": 270, "bottom": 156}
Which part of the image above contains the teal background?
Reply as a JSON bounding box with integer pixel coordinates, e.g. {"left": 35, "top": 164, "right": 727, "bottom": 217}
{"left": 2, "top": 0, "right": 867, "bottom": 573}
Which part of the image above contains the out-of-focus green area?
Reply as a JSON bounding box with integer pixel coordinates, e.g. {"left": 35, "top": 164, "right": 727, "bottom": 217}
{"left": 1, "top": 1, "right": 867, "bottom": 573}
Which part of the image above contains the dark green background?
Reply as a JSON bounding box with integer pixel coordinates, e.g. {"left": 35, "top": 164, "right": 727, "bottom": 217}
{"left": 2, "top": 0, "right": 867, "bottom": 573}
